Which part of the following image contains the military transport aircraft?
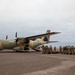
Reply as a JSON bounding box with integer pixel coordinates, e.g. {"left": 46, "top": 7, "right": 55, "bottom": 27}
{"left": 0, "top": 30, "right": 60, "bottom": 52}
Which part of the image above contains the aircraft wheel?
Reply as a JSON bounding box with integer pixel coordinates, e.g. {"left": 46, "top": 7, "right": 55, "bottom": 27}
{"left": 16, "top": 50, "right": 19, "bottom": 52}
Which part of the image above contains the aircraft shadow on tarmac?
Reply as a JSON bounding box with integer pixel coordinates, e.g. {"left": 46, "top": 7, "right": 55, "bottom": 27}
{"left": 0, "top": 50, "right": 40, "bottom": 53}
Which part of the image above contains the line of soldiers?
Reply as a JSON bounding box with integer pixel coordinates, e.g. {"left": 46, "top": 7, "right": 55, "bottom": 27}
{"left": 42, "top": 45, "right": 58, "bottom": 54}
{"left": 59, "top": 46, "right": 75, "bottom": 55}
{"left": 42, "top": 45, "right": 75, "bottom": 55}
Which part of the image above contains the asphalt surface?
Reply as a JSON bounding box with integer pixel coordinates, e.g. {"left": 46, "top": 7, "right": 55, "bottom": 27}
{"left": 0, "top": 50, "right": 75, "bottom": 75}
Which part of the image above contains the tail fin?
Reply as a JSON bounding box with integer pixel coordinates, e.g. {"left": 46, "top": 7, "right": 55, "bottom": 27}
{"left": 43, "top": 30, "right": 50, "bottom": 41}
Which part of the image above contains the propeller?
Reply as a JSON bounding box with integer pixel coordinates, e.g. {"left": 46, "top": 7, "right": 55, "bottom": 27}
{"left": 15, "top": 32, "right": 17, "bottom": 38}
{"left": 6, "top": 35, "right": 8, "bottom": 40}
{"left": 15, "top": 32, "right": 18, "bottom": 45}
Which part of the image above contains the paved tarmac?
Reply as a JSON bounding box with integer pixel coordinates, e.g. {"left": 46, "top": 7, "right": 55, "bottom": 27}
{"left": 0, "top": 50, "right": 75, "bottom": 75}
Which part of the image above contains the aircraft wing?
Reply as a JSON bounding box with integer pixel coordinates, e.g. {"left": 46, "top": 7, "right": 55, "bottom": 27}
{"left": 16, "top": 32, "right": 60, "bottom": 42}
{"left": 17, "top": 32, "right": 60, "bottom": 41}
{"left": 26, "top": 32, "right": 60, "bottom": 39}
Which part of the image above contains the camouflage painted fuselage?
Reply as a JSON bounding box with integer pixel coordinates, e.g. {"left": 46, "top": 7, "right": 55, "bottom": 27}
{"left": 0, "top": 39, "right": 17, "bottom": 50}
{"left": 0, "top": 39, "right": 46, "bottom": 51}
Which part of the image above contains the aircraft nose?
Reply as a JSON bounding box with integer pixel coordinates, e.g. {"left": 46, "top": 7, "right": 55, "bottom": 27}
{"left": 0, "top": 42, "right": 2, "bottom": 50}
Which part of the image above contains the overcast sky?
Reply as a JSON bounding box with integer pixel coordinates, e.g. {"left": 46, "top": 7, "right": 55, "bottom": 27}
{"left": 0, "top": 0, "right": 75, "bottom": 42}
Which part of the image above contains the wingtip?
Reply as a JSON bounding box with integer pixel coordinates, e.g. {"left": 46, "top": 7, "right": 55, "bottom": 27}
{"left": 51, "top": 32, "right": 61, "bottom": 34}
{"left": 56, "top": 32, "right": 61, "bottom": 34}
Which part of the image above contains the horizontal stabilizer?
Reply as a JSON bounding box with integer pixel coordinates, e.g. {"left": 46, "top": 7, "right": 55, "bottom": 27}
{"left": 47, "top": 41, "right": 59, "bottom": 43}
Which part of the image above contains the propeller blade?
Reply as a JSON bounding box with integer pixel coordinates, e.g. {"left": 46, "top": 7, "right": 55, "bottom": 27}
{"left": 15, "top": 32, "right": 17, "bottom": 38}
{"left": 6, "top": 35, "right": 8, "bottom": 40}
{"left": 15, "top": 32, "right": 18, "bottom": 45}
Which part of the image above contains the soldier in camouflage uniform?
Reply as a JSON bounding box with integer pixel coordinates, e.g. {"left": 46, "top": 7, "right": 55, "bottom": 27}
{"left": 67, "top": 46, "right": 70, "bottom": 54}
{"left": 59, "top": 46, "right": 62, "bottom": 54}
{"left": 70, "top": 46, "right": 74, "bottom": 54}
{"left": 49, "top": 45, "right": 52, "bottom": 54}
{"left": 42, "top": 45, "right": 45, "bottom": 54}
{"left": 45, "top": 46, "right": 49, "bottom": 54}
{"left": 54, "top": 46, "right": 56, "bottom": 53}
{"left": 63, "top": 46, "right": 67, "bottom": 54}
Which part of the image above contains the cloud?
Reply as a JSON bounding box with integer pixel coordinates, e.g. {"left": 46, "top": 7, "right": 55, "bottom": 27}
{"left": 0, "top": 0, "right": 75, "bottom": 42}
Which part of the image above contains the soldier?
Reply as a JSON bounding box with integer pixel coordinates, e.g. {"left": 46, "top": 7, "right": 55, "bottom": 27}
{"left": 42, "top": 46, "right": 47, "bottom": 54}
{"left": 74, "top": 46, "right": 75, "bottom": 54}
{"left": 67, "top": 46, "right": 70, "bottom": 54}
{"left": 71, "top": 46, "right": 74, "bottom": 55}
{"left": 50, "top": 45, "right": 52, "bottom": 54}
{"left": 54, "top": 46, "right": 56, "bottom": 53}
{"left": 63, "top": 46, "right": 66, "bottom": 54}
{"left": 42, "top": 45, "right": 45, "bottom": 54}
{"left": 70, "top": 46, "right": 72, "bottom": 54}
{"left": 42, "top": 45, "right": 44, "bottom": 49}
{"left": 65, "top": 46, "right": 68, "bottom": 54}
{"left": 45, "top": 46, "right": 49, "bottom": 54}
{"left": 59, "top": 46, "right": 62, "bottom": 54}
